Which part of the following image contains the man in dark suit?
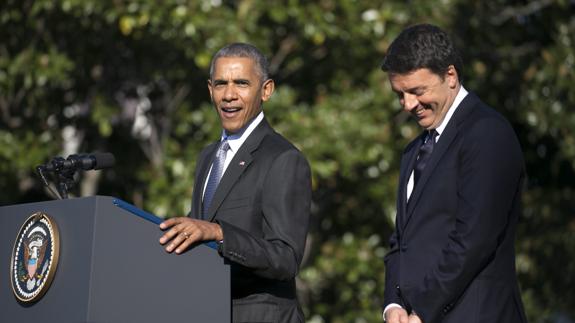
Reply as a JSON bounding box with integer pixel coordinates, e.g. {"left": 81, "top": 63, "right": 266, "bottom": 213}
{"left": 159, "top": 43, "right": 311, "bottom": 323}
{"left": 380, "top": 24, "right": 528, "bottom": 323}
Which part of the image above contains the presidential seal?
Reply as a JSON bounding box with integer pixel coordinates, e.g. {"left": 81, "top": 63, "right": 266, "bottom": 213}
{"left": 10, "top": 212, "right": 60, "bottom": 303}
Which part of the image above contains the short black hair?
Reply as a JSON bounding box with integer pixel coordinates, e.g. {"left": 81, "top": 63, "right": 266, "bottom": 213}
{"left": 381, "top": 24, "right": 463, "bottom": 80}
{"left": 209, "top": 43, "right": 270, "bottom": 83}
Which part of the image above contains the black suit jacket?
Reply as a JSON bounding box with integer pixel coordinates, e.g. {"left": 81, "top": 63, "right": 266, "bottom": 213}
{"left": 190, "top": 118, "right": 311, "bottom": 323}
{"left": 384, "top": 93, "right": 528, "bottom": 323}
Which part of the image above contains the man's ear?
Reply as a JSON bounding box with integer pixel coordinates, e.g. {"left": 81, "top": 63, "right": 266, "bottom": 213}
{"left": 261, "top": 79, "right": 275, "bottom": 102}
{"left": 207, "top": 79, "right": 213, "bottom": 99}
{"left": 446, "top": 65, "right": 459, "bottom": 88}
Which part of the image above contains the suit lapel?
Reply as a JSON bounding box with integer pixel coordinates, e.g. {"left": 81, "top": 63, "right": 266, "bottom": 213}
{"left": 206, "top": 119, "right": 273, "bottom": 221}
{"left": 405, "top": 122, "right": 459, "bottom": 222}
{"left": 404, "top": 92, "right": 478, "bottom": 227}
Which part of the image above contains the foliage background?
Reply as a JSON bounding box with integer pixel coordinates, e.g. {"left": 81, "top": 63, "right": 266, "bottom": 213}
{"left": 1, "top": 0, "right": 574, "bottom": 322}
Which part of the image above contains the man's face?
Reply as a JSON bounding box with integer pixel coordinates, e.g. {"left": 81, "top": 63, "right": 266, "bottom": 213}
{"left": 208, "top": 57, "right": 274, "bottom": 134}
{"left": 389, "top": 67, "right": 459, "bottom": 130}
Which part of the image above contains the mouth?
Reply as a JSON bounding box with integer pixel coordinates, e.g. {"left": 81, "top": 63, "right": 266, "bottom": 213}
{"left": 220, "top": 106, "right": 242, "bottom": 117}
{"left": 412, "top": 105, "right": 430, "bottom": 118}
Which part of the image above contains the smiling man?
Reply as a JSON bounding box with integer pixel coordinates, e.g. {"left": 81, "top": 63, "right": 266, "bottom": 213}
{"left": 159, "top": 43, "right": 311, "bottom": 323}
{"left": 380, "top": 24, "right": 528, "bottom": 323}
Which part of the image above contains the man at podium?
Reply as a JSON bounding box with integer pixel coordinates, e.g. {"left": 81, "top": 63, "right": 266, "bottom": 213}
{"left": 158, "top": 43, "right": 312, "bottom": 323}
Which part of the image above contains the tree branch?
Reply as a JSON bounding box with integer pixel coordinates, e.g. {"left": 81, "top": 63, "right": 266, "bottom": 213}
{"left": 490, "top": 0, "right": 555, "bottom": 25}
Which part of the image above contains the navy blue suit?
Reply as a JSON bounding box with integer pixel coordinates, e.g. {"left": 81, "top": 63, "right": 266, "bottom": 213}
{"left": 384, "top": 93, "right": 528, "bottom": 323}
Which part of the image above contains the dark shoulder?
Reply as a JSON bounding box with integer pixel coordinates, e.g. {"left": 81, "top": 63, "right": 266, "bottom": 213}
{"left": 460, "top": 94, "right": 515, "bottom": 138}
{"left": 260, "top": 130, "right": 302, "bottom": 156}
{"left": 253, "top": 130, "right": 310, "bottom": 172}
{"left": 459, "top": 95, "right": 523, "bottom": 160}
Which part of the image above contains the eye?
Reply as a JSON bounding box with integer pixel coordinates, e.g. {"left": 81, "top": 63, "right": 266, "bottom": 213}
{"left": 411, "top": 87, "right": 427, "bottom": 96}
{"left": 235, "top": 80, "right": 250, "bottom": 87}
{"left": 212, "top": 80, "right": 227, "bottom": 88}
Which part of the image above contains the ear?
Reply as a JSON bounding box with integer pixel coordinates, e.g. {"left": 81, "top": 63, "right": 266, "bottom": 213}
{"left": 207, "top": 79, "right": 214, "bottom": 99}
{"left": 260, "top": 79, "right": 275, "bottom": 102}
{"left": 446, "top": 65, "right": 459, "bottom": 88}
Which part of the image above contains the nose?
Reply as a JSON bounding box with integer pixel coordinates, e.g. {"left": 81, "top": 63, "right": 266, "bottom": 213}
{"left": 223, "top": 84, "right": 237, "bottom": 102}
{"left": 402, "top": 93, "right": 419, "bottom": 112}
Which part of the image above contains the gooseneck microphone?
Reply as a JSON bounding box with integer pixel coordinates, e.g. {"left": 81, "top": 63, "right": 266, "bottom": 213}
{"left": 36, "top": 152, "right": 116, "bottom": 199}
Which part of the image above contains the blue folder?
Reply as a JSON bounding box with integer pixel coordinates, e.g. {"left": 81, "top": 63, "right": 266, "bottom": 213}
{"left": 112, "top": 198, "right": 218, "bottom": 250}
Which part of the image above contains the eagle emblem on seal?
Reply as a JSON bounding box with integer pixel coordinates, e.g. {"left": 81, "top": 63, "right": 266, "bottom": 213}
{"left": 11, "top": 212, "right": 60, "bottom": 303}
{"left": 22, "top": 228, "right": 49, "bottom": 290}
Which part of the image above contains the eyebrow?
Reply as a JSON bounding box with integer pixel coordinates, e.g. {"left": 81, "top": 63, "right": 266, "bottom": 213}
{"left": 405, "top": 86, "right": 426, "bottom": 93}
{"left": 392, "top": 85, "right": 426, "bottom": 96}
{"left": 212, "top": 78, "right": 251, "bottom": 85}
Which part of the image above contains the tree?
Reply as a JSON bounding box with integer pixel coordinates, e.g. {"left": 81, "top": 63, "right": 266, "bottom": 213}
{"left": 1, "top": 0, "right": 574, "bottom": 321}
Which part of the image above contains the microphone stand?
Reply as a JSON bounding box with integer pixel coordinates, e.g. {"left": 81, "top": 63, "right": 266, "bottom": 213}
{"left": 36, "top": 157, "right": 77, "bottom": 200}
{"left": 36, "top": 166, "right": 60, "bottom": 199}
{"left": 56, "top": 168, "right": 76, "bottom": 199}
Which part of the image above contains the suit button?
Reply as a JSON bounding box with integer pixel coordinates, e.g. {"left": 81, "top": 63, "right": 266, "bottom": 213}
{"left": 401, "top": 245, "right": 408, "bottom": 252}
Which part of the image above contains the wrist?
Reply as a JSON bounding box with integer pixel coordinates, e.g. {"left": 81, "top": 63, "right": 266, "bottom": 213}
{"left": 213, "top": 223, "right": 224, "bottom": 241}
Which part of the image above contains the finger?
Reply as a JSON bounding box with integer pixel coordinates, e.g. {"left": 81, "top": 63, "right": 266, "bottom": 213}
{"left": 159, "top": 219, "right": 194, "bottom": 244}
{"left": 409, "top": 315, "right": 422, "bottom": 323}
{"left": 159, "top": 227, "right": 177, "bottom": 245}
{"left": 400, "top": 312, "right": 409, "bottom": 323}
{"left": 159, "top": 222, "right": 189, "bottom": 245}
{"left": 159, "top": 217, "right": 182, "bottom": 230}
{"left": 387, "top": 311, "right": 399, "bottom": 323}
{"left": 174, "top": 231, "right": 198, "bottom": 254}
{"left": 165, "top": 231, "right": 191, "bottom": 253}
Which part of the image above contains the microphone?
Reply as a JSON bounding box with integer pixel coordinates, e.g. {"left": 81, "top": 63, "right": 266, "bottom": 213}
{"left": 36, "top": 152, "right": 115, "bottom": 200}
{"left": 42, "top": 152, "right": 116, "bottom": 172}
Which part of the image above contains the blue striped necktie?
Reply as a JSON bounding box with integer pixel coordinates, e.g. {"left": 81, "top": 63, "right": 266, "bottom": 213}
{"left": 202, "top": 139, "right": 230, "bottom": 219}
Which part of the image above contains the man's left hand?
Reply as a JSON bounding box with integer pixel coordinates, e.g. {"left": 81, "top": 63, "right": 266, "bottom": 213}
{"left": 159, "top": 217, "right": 223, "bottom": 254}
{"left": 408, "top": 314, "right": 422, "bottom": 323}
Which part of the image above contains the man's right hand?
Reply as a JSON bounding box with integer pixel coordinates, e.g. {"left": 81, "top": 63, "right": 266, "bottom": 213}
{"left": 385, "top": 307, "right": 409, "bottom": 323}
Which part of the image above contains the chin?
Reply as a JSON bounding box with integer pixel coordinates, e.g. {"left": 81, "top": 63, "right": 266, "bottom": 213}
{"left": 417, "top": 121, "right": 430, "bottom": 129}
{"left": 223, "top": 125, "right": 241, "bottom": 134}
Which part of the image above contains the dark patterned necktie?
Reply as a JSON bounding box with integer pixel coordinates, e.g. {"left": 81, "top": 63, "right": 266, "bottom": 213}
{"left": 202, "top": 139, "right": 230, "bottom": 219}
{"left": 414, "top": 130, "right": 437, "bottom": 186}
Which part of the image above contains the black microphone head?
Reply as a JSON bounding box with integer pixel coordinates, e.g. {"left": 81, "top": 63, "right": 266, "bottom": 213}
{"left": 92, "top": 152, "right": 115, "bottom": 170}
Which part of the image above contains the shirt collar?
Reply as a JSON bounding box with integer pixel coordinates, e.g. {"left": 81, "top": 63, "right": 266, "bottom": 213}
{"left": 434, "top": 85, "right": 468, "bottom": 137}
{"left": 220, "top": 111, "right": 264, "bottom": 153}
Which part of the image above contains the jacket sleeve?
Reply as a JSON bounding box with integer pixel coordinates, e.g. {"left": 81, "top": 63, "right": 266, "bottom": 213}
{"left": 405, "top": 117, "right": 524, "bottom": 322}
{"left": 217, "top": 149, "right": 311, "bottom": 280}
{"left": 384, "top": 230, "right": 402, "bottom": 307}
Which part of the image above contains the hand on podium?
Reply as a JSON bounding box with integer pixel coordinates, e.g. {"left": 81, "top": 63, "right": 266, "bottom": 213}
{"left": 159, "top": 218, "right": 223, "bottom": 254}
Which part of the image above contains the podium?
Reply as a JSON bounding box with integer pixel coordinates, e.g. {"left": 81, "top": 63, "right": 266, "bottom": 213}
{"left": 0, "top": 196, "right": 230, "bottom": 323}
